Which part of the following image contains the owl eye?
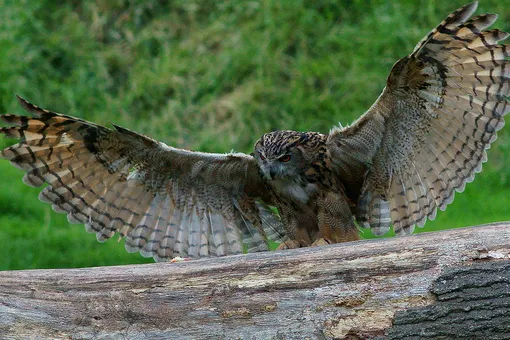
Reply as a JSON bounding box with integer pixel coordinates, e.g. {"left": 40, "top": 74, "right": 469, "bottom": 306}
{"left": 279, "top": 155, "right": 291, "bottom": 162}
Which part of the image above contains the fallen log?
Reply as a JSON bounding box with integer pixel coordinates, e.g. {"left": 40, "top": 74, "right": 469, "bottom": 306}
{"left": 1, "top": 222, "right": 510, "bottom": 339}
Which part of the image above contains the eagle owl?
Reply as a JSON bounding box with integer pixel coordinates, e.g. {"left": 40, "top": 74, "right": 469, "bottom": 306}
{"left": 1, "top": 2, "right": 509, "bottom": 261}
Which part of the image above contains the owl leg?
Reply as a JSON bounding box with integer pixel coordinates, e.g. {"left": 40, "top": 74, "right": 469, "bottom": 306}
{"left": 276, "top": 224, "right": 315, "bottom": 249}
{"left": 275, "top": 205, "right": 315, "bottom": 250}
{"left": 315, "top": 191, "right": 360, "bottom": 244}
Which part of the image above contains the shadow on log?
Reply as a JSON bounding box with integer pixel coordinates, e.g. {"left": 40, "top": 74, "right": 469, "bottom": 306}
{"left": 1, "top": 222, "right": 510, "bottom": 339}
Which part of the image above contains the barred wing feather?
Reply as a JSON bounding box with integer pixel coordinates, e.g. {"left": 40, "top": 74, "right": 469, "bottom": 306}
{"left": 328, "top": 2, "right": 509, "bottom": 236}
{"left": 1, "top": 97, "right": 284, "bottom": 261}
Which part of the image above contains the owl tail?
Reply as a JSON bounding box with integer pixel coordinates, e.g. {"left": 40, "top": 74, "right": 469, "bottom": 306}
{"left": 357, "top": 2, "right": 509, "bottom": 236}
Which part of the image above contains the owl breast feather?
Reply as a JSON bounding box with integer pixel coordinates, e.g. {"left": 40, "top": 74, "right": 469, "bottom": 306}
{"left": 270, "top": 178, "right": 318, "bottom": 204}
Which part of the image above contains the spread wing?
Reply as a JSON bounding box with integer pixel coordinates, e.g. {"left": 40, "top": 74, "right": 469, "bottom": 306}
{"left": 327, "top": 2, "right": 509, "bottom": 236}
{"left": 1, "top": 97, "right": 286, "bottom": 261}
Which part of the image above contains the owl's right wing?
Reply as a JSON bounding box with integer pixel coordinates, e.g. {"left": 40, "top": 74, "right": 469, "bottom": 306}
{"left": 1, "top": 97, "right": 286, "bottom": 261}
{"left": 327, "top": 2, "right": 509, "bottom": 236}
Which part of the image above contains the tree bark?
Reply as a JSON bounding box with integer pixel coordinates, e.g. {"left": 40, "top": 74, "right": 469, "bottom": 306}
{"left": 1, "top": 222, "right": 510, "bottom": 340}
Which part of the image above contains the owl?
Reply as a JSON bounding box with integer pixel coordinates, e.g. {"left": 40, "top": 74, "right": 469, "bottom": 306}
{"left": 1, "top": 2, "right": 509, "bottom": 261}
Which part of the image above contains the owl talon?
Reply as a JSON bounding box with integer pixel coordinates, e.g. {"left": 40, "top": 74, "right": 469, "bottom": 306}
{"left": 276, "top": 240, "right": 302, "bottom": 250}
{"left": 311, "top": 238, "right": 332, "bottom": 247}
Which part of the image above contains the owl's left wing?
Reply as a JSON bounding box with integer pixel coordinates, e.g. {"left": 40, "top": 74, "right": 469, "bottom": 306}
{"left": 1, "top": 97, "right": 286, "bottom": 261}
{"left": 327, "top": 3, "right": 509, "bottom": 236}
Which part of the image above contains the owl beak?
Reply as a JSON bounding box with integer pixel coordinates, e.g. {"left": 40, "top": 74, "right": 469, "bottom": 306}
{"left": 261, "top": 165, "right": 276, "bottom": 181}
{"left": 269, "top": 166, "right": 279, "bottom": 180}
{"left": 269, "top": 168, "right": 278, "bottom": 180}
{"left": 261, "top": 163, "right": 279, "bottom": 181}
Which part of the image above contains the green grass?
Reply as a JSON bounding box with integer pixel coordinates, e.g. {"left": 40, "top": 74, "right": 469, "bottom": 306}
{"left": 0, "top": 0, "right": 509, "bottom": 270}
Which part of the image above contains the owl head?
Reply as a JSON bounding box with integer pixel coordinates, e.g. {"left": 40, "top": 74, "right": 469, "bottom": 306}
{"left": 253, "top": 130, "right": 307, "bottom": 181}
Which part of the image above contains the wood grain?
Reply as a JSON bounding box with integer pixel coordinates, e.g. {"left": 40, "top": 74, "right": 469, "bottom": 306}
{"left": 1, "top": 222, "right": 510, "bottom": 339}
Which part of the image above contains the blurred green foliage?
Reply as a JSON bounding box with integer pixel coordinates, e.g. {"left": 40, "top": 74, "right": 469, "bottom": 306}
{"left": 0, "top": 0, "right": 509, "bottom": 270}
